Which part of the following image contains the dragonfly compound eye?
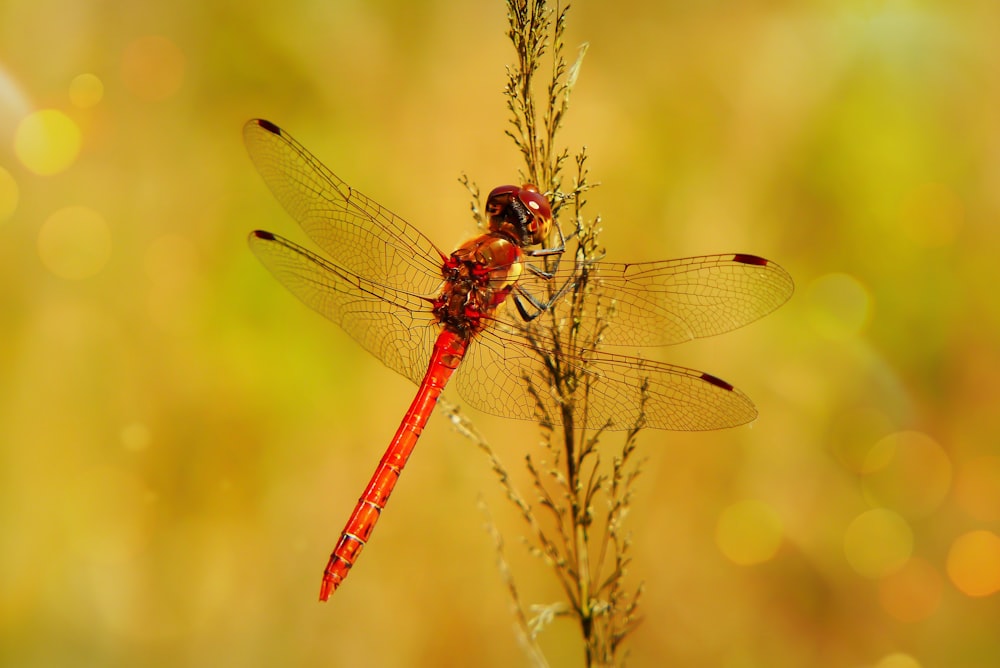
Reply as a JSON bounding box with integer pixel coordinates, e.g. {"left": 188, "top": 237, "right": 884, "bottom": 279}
{"left": 516, "top": 186, "right": 552, "bottom": 246}
{"left": 485, "top": 184, "right": 553, "bottom": 247}
{"left": 485, "top": 185, "right": 520, "bottom": 218}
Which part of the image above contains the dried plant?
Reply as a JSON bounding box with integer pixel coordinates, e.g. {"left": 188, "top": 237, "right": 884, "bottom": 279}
{"left": 451, "top": 1, "right": 645, "bottom": 666}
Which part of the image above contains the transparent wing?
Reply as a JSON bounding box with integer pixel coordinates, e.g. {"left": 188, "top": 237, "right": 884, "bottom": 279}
{"left": 249, "top": 231, "right": 439, "bottom": 385}
{"left": 245, "top": 119, "right": 790, "bottom": 431}
{"left": 244, "top": 119, "right": 445, "bottom": 297}
{"left": 507, "top": 253, "right": 794, "bottom": 347}
{"left": 455, "top": 325, "right": 757, "bottom": 431}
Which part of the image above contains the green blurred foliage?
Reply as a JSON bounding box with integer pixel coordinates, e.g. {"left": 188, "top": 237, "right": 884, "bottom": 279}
{"left": 1, "top": 1, "right": 999, "bottom": 666}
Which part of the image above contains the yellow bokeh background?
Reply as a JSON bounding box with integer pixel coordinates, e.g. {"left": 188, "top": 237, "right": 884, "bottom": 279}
{"left": 2, "top": 1, "right": 999, "bottom": 666}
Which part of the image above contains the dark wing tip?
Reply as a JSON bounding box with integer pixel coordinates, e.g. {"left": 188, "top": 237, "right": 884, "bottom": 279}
{"left": 254, "top": 119, "right": 282, "bottom": 136}
{"left": 251, "top": 230, "right": 276, "bottom": 241}
{"left": 732, "top": 253, "right": 770, "bottom": 267}
{"left": 700, "top": 372, "right": 735, "bottom": 392}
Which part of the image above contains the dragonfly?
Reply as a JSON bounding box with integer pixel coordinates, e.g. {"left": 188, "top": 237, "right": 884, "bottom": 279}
{"left": 244, "top": 118, "right": 793, "bottom": 601}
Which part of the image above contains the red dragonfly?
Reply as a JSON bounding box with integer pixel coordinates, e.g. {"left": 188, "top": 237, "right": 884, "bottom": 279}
{"left": 244, "top": 118, "right": 793, "bottom": 601}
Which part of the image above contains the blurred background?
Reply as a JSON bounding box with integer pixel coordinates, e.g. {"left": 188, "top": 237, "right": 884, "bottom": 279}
{"left": 2, "top": 0, "right": 999, "bottom": 666}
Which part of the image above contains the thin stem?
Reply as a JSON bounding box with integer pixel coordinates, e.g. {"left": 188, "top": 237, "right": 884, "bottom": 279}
{"left": 457, "top": 2, "right": 647, "bottom": 666}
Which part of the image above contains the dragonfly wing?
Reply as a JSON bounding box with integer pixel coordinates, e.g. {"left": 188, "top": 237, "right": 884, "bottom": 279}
{"left": 244, "top": 119, "right": 445, "bottom": 296}
{"left": 508, "top": 254, "right": 794, "bottom": 348}
{"left": 457, "top": 326, "right": 757, "bottom": 431}
{"left": 250, "top": 230, "right": 439, "bottom": 385}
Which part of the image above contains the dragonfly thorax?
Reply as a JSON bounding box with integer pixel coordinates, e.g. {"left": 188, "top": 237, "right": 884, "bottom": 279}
{"left": 433, "top": 233, "right": 524, "bottom": 337}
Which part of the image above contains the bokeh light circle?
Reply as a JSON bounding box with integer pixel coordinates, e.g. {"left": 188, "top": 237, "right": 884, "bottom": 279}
{"left": 38, "top": 205, "right": 112, "bottom": 279}
{"left": 14, "top": 109, "right": 82, "bottom": 175}
{"left": 121, "top": 422, "right": 151, "bottom": 452}
{"left": 804, "top": 272, "right": 871, "bottom": 339}
{"left": 844, "top": 509, "right": 913, "bottom": 578}
{"left": 715, "top": 500, "right": 783, "bottom": 565}
{"left": 69, "top": 73, "right": 104, "bottom": 108}
{"left": 946, "top": 530, "right": 1000, "bottom": 597}
{"left": 0, "top": 166, "right": 18, "bottom": 222}
{"left": 828, "top": 406, "right": 895, "bottom": 474}
{"left": 874, "top": 653, "right": 922, "bottom": 668}
{"left": 862, "top": 431, "right": 952, "bottom": 518}
{"left": 877, "top": 557, "right": 943, "bottom": 623}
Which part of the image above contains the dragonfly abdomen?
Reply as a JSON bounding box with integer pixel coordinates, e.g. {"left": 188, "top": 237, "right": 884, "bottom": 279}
{"left": 318, "top": 329, "right": 469, "bottom": 600}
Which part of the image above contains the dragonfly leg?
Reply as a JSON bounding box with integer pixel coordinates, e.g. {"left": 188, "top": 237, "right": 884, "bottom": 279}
{"left": 512, "top": 272, "right": 578, "bottom": 322}
{"left": 525, "top": 214, "right": 568, "bottom": 258}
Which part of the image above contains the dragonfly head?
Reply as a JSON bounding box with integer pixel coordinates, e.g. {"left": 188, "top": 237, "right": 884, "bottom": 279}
{"left": 485, "top": 184, "right": 552, "bottom": 248}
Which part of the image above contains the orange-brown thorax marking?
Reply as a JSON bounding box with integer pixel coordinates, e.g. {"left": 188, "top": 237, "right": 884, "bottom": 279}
{"left": 433, "top": 233, "right": 524, "bottom": 337}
